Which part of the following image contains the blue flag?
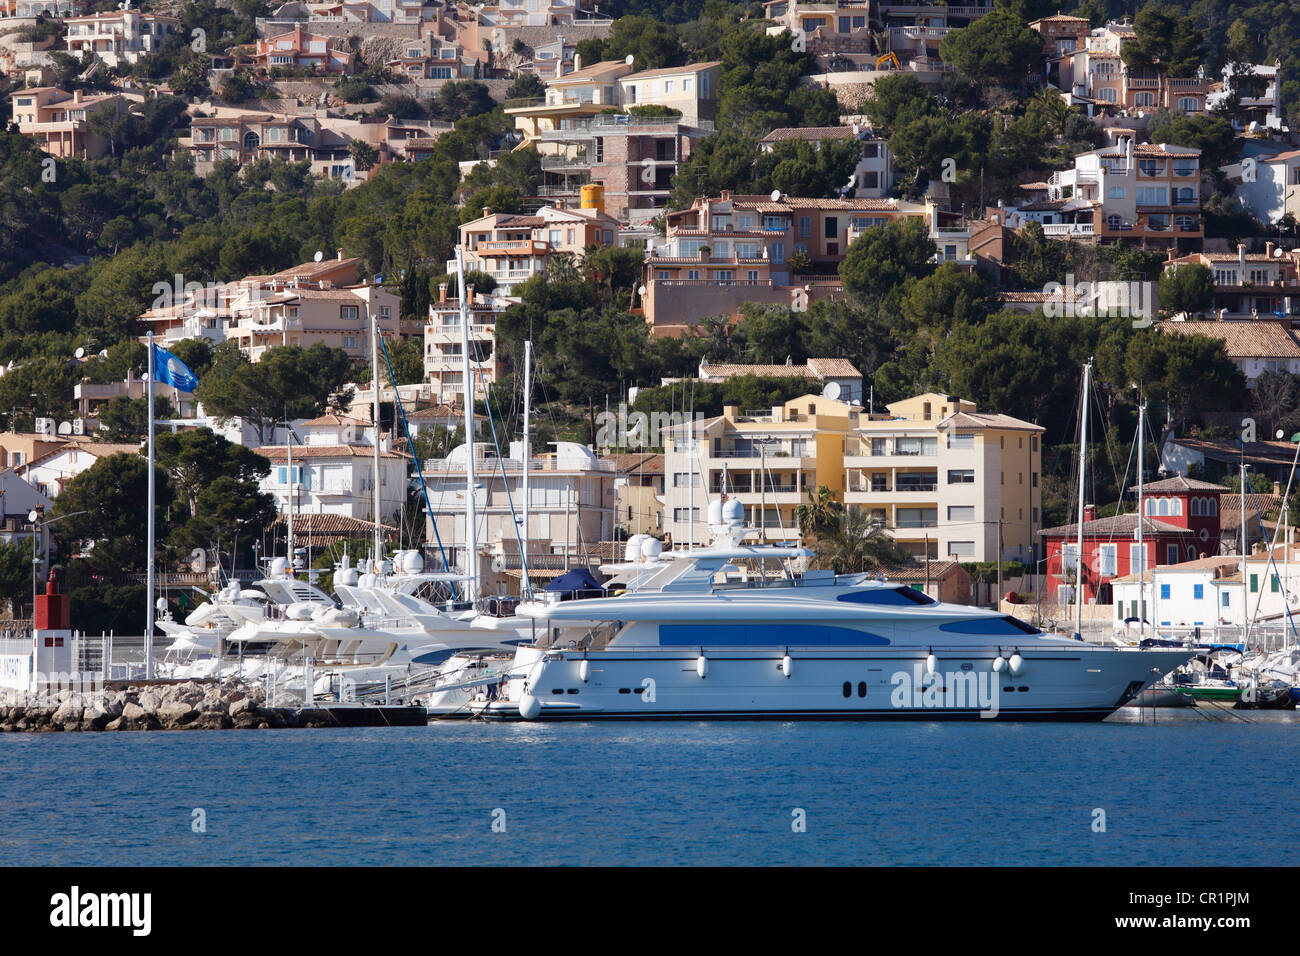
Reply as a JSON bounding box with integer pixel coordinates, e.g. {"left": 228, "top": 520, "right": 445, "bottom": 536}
{"left": 152, "top": 344, "right": 198, "bottom": 393}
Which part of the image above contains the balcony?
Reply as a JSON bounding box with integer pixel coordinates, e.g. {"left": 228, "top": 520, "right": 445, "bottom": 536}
{"left": 1127, "top": 77, "right": 1159, "bottom": 89}
{"left": 1042, "top": 222, "right": 1095, "bottom": 237}
{"left": 475, "top": 239, "right": 550, "bottom": 257}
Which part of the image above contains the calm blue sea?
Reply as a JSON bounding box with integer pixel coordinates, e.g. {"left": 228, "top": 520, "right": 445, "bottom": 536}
{"left": 1, "top": 710, "right": 1295, "bottom": 866}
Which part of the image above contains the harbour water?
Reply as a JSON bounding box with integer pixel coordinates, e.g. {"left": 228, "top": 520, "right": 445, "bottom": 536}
{"left": 2, "top": 712, "right": 1295, "bottom": 866}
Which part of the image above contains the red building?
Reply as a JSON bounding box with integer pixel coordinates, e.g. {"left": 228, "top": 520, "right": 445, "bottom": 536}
{"left": 1039, "top": 475, "right": 1227, "bottom": 606}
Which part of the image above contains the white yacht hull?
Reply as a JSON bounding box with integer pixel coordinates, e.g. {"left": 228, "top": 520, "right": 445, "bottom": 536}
{"left": 483, "top": 645, "right": 1192, "bottom": 721}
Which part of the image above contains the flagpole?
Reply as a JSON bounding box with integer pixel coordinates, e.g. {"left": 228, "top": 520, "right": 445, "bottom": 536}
{"left": 145, "top": 332, "right": 155, "bottom": 680}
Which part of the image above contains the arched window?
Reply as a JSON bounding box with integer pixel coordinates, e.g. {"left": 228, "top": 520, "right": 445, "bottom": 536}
{"left": 1172, "top": 498, "right": 1183, "bottom": 516}
{"left": 243, "top": 131, "right": 260, "bottom": 150}
{"left": 1190, "top": 498, "right": 1201, "bottom": 516}
{"left": 1177, "top": 96, "right": 1198, "bottom": 112}
{"left": 1207, "top": 498, "right": 1217, "bottom": 516}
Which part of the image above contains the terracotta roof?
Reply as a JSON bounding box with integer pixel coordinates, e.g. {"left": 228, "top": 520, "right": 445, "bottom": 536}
{"left": 1030, "top": 13, "right": 1089, "bottom": 24}
{"left": 999, "top": 290, "right": 1052, "bottom": 303}
{"left": 1157, "top": 320, "right": 1300, "bottom": 358}
{"left": 267, "top": 256, "right": 361, "bottom": 281}
{"left": 604, "top": 452, "right": 665, "bottom": 474}
{"left": 873, "top": 561, "right": 966, "bottom": 582}
{"left": 301, "top": 413, "right": 371, "bottom": 427}
{"left": 759, "top": 126, "right": 858, "bottom": 144}
{"left": 254, "top": 444, "right": 408, "bottom": 460}
{"left": 1110, "top": 555, "right": 1240, "bottom": 584}
{"left": 940, "top": 411, "right": 1045, "bottom": 433}
{"left": 626, "top": 60, "right": 721, "bottom": 80}
{"left": 270, "top": 512, "right": 398, "bottom": 539}
{"left": 1039, "top": 513, "right": 1195, "bottom": 537}
{"left": 1131, "top": 475, "right": 1230, "bottom": 493}
{"left": 550, "top": 59, "right": 631, "bottom": 82}
{"left": 806, "top": 358, "right": 862, "bottom": 378}
{"left": 1165, "top": 435, "right": 1299, "bottom": 465}
{"left": 1219, "top": 493, "right": 1282, "bottom": 530}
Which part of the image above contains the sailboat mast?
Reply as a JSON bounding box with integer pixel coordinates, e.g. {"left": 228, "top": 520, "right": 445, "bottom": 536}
{"left": 287, "top": 423, "right": 293, "bottom": 570}
{"left": 1241, "top": 460, "right": 1247, "bottom": 634}
{"left": 145, "top": 332, "right": 155, "bottom": 679}
{"left": 522, "top": 339, "right": 532, "bottom": 595}
{"left": 1137, "top": 398, "right": 1145, "bottom": 641}
{"left": 1075, "top": 360, "right": 1091, "bottom": 640}
{"left": 456, "top": 247, "right": 477, "bottom": 603}
{"left": 370, "top": 301, "right": 382, "bottom": 568}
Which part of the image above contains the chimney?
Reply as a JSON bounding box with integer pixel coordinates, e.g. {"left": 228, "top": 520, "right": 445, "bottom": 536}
{"left": 73, "top": 89, "right": 83, "bottom": 104}
{"left": 438, "top": 282, "right": 448, "bottom": 303}
{"left": 1275, "top": 481, "right": 1283, "bottom": 497}
{"left": 1083, "top": 504, "right": 1097, "bottom": 522}
{"left": 1238, "top": 242, "right": 1247, "bottom": 277}
{"left": 572, "top": 52, "right": 582, "bottom": 73}
{"left": 482, "top": 207, "right": 492, "bottom": 217}
{"left": 1266, "top": 241, "right": 1276, "bottom": 259}
{"left": 336, "top": 248, "right": 344, "bottom": 260}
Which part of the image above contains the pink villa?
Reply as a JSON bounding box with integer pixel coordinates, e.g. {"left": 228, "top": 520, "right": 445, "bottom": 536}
{"left": 252, "top": 25, "right": 354, "bottom": 74}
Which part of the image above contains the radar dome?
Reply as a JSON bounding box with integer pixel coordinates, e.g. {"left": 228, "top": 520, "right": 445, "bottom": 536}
{"left": 625, "top": 534, "right": 647, "bottom": 562}
{"left": 707, "top": 499, "right": 724, "bottom": 527}
{"left": 402, "top": 550, "right": 424, "bottom": 573}
{"left": 641, "top": 537, "right": 663, "bottom": 561}
{"left": 335, "top": 567, "right": 359, "bottom": 587}
{"left": 270, "top": 557, "right": 288, "bottom": 577}
{"left": 722, "top": 497, "right": 744, "bottom": 526}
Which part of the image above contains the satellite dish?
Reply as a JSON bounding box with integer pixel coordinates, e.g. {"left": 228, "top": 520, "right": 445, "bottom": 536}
{"left": 624, "top": 54, "right": 634, "bottom": 65}
{"left": 27, "top": 510, "right": 38, "bottom": 523}
{"left": 637, "top": 285, "right": 646, "bottom": 296}
{"left": 98, "top": 350, "right": 108, "bottom": 359}
{"left": 770, "top": 189, "right": 782, "bottom": 202}
{"left": 1278, "top": 429, "right": 1286, "bottom": 440}
{"left": 491, "top": 556, "right": 506, "bottom": 572}
{"left": 822, "top": 381, "right": 842, "bottom": 401}
{"left": 57, "top": 422, "right": 71, "bottom": 436}
{"left": 74, "top": 347, "right": 85, "bottom": 360}
{"left": 1275, "top": 247, "right": 1285, "bottom": 258}
{"left": 313, "top": 251, "right": 324, "bottom": 262}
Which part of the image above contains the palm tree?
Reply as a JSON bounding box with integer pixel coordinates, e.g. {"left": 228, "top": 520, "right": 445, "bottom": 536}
{"left": 794, "top": 484, "right": 843, "bottom": 541}
{"left": 811, "top": 506, "right": 906, "bottom": 575}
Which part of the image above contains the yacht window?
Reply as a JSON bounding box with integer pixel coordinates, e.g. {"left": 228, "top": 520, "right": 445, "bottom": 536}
{"left": 842, "top": 681, "right": 851, "bottom": 698}
{"left": 838, "top": 587, "right": 936, "bottom": 606}
{"left": 938, "top": 617, "right": 1039, "bottom": 635}
{"left": 857, "top": 681, "right": 866, "bottom": 697}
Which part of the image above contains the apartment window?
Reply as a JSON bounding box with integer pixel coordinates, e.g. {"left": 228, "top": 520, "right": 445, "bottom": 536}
{"left": 343, "top": 335, "right": 358, "bottom": 349}
{"left": 340, "top": 305, "right": 360, "bottom": 320}
{"left": 1193, "top": 584, "right": 1204, "bottom": 600}
{"left": 1166, "top": 544, "right": 1178, "bottom": 564}
{"left": 379, "top": 306, "right": 390, "bottom": 318}
{"left": 1136, "top": 186, "right": 1167, "bottom": 206}
{"left": 549, "top": 229, "right": 561, "bottom": 245}
{"left": 896, "top": 436, "right": 936, "bottom": 456}
{"left": 824, "top": 216, "right": 838, "bottom": 239}
{"left": 852, "top": 15, "right": 864, "bottom": 27}
{"left": 947, "top": 469, "right": 975, "bottom": 484}
{"left": 1098, "top": 544, "right": 1117, "bottom": 577}
{"left": 1130, "top": 544, "right": 1146, "bottom": 574}
{"left": 663, "top": 79, "right": 674, "bottom": 94}
{"left": 1250, "top": 574, "right": 1259, "bottom": 593}
{"left": 839, "top": 15, "right": 850, "bottom": 31}
{"left": 1134, "top": 92, "right": 1155, "bottom": 108}
{"left": 947, "top": 432, "right": 974, "bottom": 450}
{"left": 277, "top": 466, "right": 303, "bottom": 485}
{"left": 687, "top": 269, "right": 700, "bottom": 280}
{"left": 673, "top": 472, "right": 701, "bottom": 487}
{"left": 1107, "top": 186, "right": 1126, "bottom": 198}
{"left": 1222, "top": 591, "right": 1231, "bottom": 608}
{"left": 770, "top": 242, "right": 785, "bottom": 264}
{"left": 683, "top": 78, "right": 693, "bottom": 92}
{"left": 1138, "top": 159, "right": 1164, "bottom": 177}
{"left": 747, "top": 270, "right": 759, "bottom": 282}
{"left": 1272, "top": 575, "right": 1280, "bottom": 593}
{"left": 1160, "top": 583, "right": 1171, "bottom": 600}
{"left": 1177, "top": 97, "right": 1199, "bottom": 112}
{"left": 798, "top": 216, "right": 811, "bottom": 238}
{"left": 948, "top": 505, "right": 975, "bottom": 522}
{"left": 1214, "top": 269, "right": 1238, "bottom": 285}
{"left": 948, "top": 541, "right": 975, "bottom": 558}
{"left": 1032, "top": 472, "right": 1038, "bottom": 487}
{"left": 713, "top": 270, "right": 733, "bottom": 283}
{"left": 673, "top": 507, "right": 700, "bottom": 522}
{"left": 736, "top": 242, "right": 758, "bottom": 258}
{"left": 1173, "top": 160, "right": 1197, "bottom": 177}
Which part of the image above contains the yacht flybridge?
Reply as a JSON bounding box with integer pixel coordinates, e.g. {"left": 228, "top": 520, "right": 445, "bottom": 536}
{"left": 479, "top": 499, "right": 1193, "bottom": 721}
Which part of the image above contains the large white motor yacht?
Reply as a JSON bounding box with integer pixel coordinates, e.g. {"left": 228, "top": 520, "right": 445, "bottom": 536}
{"left": 480, "top": 500, "right": 1193, "bottom": 721}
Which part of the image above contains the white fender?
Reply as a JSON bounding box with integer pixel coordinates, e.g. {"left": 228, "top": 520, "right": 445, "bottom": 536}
{"left": 579, "top": 659, "right": 591, "bottom": 682}
{"left": 781, "top": 654, "right": 793, "bottom": 678}
{"left": 518, "top": 693, "right": 541, "bottom": 720}
{"left": 992, "top": 656, "right": 1007, "bottom": 674}
{"left": 696, "top": 655, "right": 709, "bottom": 679}
{"left": 925, "top": 653, "right": 937, "bottom": 675}
{"left": 1008, "top": 653, "right": 1026, "bottom": 677}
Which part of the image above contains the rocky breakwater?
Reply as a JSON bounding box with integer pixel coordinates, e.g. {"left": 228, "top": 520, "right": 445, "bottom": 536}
{"left": 0, "top": 680, "right": 327, "bottom": 732}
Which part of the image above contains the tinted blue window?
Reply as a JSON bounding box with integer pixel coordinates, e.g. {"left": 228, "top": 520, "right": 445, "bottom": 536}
{"left": 1193, "top": 584, "right": 1204, "bottom": 600}
{"left": 838, "top": 587, "right": 936, "bottom": 606}
{"left": 938, "top": 617, "right": 1040, "bottom": 636}
{"left": 659, "top": 624, "right": 889, "bottom": 646}
{"left": 1160, "top": 584, "right": 1170, "bottom": 600}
